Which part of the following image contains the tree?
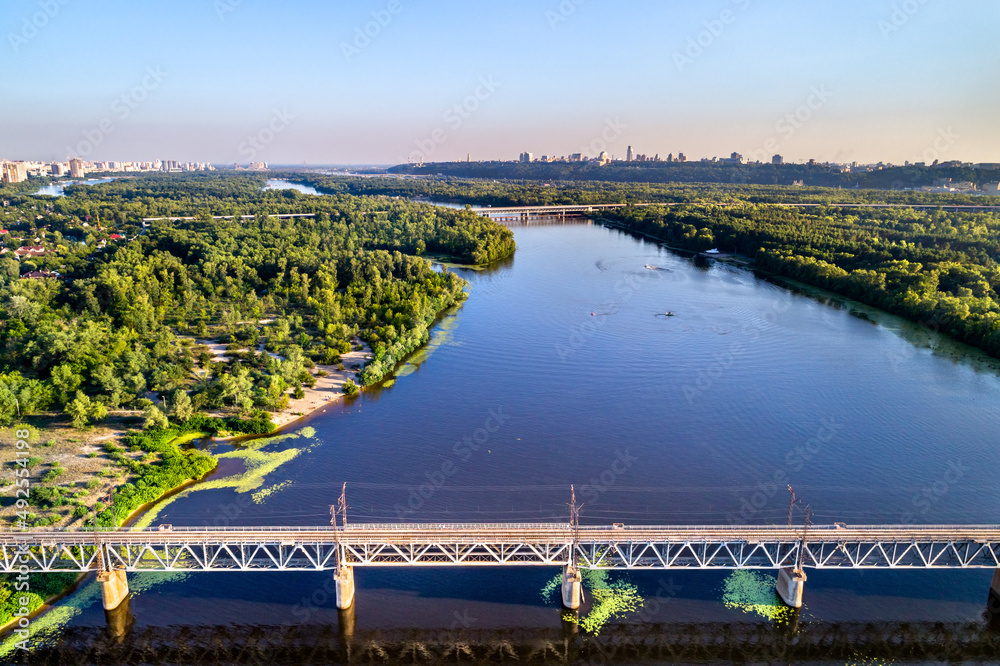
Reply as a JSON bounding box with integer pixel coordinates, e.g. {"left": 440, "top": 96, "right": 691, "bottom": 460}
{"left": 171, "top": 389, "right": 194, "bottom": 423}
{"left": 342, "top": 379, "right": 359, "bottom": 397}
{"left": 65, "top": 391, "right": 94, "bottom": 428}
{"left": 218, "top": 366, "right": 254, "bottom": 409}
{"left": 90, "top": 400, "right": 108, "bottom": 423}
{"left": 260, "top": 375, "right": 288, "bottom": 411}
{"left": 50, "top": 364, "right": 83, "bottom": 405}
{"left": 143, "top": 404, "right": 169, "bottom": 431}
{"left": 0, "top": 372, "right": 50, "bottom": 426}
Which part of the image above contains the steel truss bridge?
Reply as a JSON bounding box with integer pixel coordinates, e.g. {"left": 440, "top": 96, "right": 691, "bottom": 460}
{"left": 5, "top": 524, "right": 1000, "bottom": 573}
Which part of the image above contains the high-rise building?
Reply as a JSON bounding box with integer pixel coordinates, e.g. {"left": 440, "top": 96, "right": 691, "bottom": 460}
{"left": 519, "top": 152, "right": 533, "bottom": 163}
{"left": 626, "top": 146, "right": 633, "bottom": 162}
{"left": 3, "top": 161, "right": 28, "bottom": 184}
{"left": 772, "top": 154, "right": 783, "bottom": 165}
{"left": 69, "top": 157, "right": 85, "bottom": 178}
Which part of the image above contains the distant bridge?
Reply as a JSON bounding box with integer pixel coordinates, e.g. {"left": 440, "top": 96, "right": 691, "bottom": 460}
{"left": 476, "top": 204, "right": 639, "bottom": 221}
{"left": 7, "top": 523, "right": 1000, "bottom": 612}
{"left": 477, "top": 201, "right": 1000, "bottom": 223}
{"left": 138, "top": 202, "right": 1000, "bottom": 227}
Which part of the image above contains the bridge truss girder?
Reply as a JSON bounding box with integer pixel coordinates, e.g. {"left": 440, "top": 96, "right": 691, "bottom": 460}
{"left": 3, "top": 537, "right": 1000, "bottom": 573}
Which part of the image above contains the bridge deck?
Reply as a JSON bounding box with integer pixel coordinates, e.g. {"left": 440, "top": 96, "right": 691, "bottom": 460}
{"left": 4, "top": 524, "right": 1000, "bottom": 572}
{"left": 477, "top": 202, "right": 1000, "bottom": 216}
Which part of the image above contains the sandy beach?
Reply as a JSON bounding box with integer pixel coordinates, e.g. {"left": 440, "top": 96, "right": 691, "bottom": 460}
{"left": 192, "top": 338, "right": 372, "bottom": 430}
{"left": 269, "top": 342, "right": 372, "bottom": 428}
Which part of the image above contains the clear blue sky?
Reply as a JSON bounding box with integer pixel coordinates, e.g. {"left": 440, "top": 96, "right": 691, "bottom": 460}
{"left": 2, "top": 0, "right": 997, "bottom": 165}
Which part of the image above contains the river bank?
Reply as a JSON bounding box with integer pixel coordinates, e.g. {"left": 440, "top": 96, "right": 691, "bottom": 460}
{"left": 194, "top": 337, "right": 373, "bottom": 433}
{"left": 0, "top": 295, "right": 458, "bottom": 641}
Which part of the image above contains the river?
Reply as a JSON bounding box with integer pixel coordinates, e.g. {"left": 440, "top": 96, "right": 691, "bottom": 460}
{"left": 263, "top": 178, "right": 474, "bottom": 210}
{"left": 32, "top": 179, "right": 117, "bottom": 197}
{"left": 10, "top": 205, "right": 1000, "bottom": 663}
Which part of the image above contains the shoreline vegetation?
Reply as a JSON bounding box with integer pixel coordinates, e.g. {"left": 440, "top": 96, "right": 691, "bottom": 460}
{"left": 0, "top": 171, "right": 515, "bottom": 635}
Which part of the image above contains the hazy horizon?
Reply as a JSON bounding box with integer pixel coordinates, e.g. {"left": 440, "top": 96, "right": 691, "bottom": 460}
{"left": 3, "top": 0, "right": 998, "bottom": 166}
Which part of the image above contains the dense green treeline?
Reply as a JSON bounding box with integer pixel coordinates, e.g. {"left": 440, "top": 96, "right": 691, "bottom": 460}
{"left": 0, "top": 177, "right": 54, "bottom": 198}
{"left": 602, "top": 204, "right": 1000, "bottom": 356}
{"left": 20, "top": 173, "right": 514, "bottom": 265}
{"left": 287, "top": 173, "right": 1000, "bottom": 208}
{"left": 0, "top": 572, "right": 78, "bottom": 628}
{"left": 388, "top": 161, "right": 1000, "bottom": 192}
{"left": 0, "top": 173, "right": 515, "bottom": 428}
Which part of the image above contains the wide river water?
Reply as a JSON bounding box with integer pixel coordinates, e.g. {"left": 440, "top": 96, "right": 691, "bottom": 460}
{"left": 10, "top": 206, "right": 1000, "bottom": 663}
{"left": 33, "top": 178, "right": 116, "bottom": 196}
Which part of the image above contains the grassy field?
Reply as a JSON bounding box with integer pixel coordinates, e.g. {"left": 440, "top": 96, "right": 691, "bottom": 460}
{"left": 0, "top": 415, "right": 152, "bottom": 529}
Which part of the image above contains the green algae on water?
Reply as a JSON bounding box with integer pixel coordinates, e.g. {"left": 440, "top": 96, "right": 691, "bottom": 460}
{"left": 542, "top": 568, "right": 644, "bottom": 636}
{"left": 540, "top": 573, "right": 561, "bottom": 601}
{"left": 721, "top": 570, "right": 794, "bottom": 622}
{"left": 133, "top": 431, "right": 308, "bottom": 529}
{"left": 394, "top": 315, "right": 460, "bottom": 376}
{"left": 252, "top": 480, "right": 293, "bottom": 504}
{"left": 846, "top": 654, "right": 895, "bottom": 665}
{"left": 2, "top": 424, "right": 318, "bottom": 657}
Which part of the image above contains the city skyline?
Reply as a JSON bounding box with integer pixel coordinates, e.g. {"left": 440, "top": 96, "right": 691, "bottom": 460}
{"left": 3, "top": 0, "right": 998, "bottom": 165}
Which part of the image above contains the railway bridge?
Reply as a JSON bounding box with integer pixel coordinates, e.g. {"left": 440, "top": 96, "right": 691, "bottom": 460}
{"left": 476, "top": 201, "right": 1000, "bottom": 224}
{"left": 6, "top": 523, "right": 1000, "bottom": 614}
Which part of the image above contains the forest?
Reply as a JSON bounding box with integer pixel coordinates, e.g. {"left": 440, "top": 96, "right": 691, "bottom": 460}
{"left": 0, "top": 172, "right": 515, "bottom": 429}
{"left": 600, "top": 203, "right": 1000, "bottom": 357}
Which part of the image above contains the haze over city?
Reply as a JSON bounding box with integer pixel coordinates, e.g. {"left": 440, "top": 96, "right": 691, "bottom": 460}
{"left": 3, "top": 0, "right": 999, "bottom": 166}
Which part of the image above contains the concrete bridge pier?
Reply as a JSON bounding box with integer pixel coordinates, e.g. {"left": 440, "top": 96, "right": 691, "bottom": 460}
{"left": 98, "top": 568, "right": 129, "bottom": 611}
{"left": 561, "top": 566, "right": 582, "bottom": 610}
{"left": 335, "top": 566, "right": 355, "bottom": 610}
{"left": 986, "top": 570, "right": 1000, "bottom": 625}
{"left": 776, "top": 568, "right": 806, "bottom": 609}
